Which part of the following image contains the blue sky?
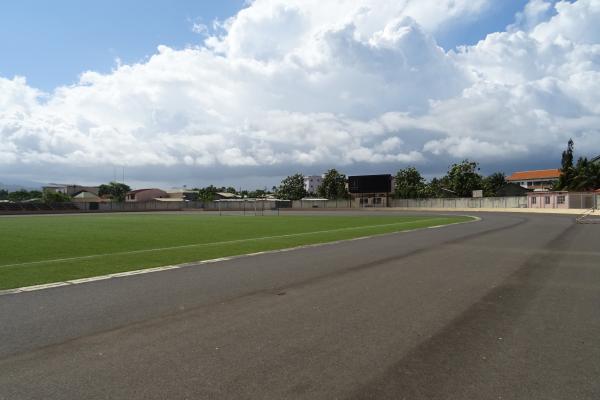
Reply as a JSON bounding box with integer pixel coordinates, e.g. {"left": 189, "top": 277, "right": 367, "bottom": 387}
{"left": 436, "top": 1, "right": 531, "bottom": 48}
{"left": 0, "top": 0, "right": 245, "bottom": 91}
{"left": 1, "top": 0, "right": 528, "bottom": 91}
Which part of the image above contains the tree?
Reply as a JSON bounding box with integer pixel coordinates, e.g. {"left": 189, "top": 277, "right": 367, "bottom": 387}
{"left": 7, "top": 190, "right": 42, "bottom": 202}
{"left": 571, "top": 157, "right": 600, "bottom": 191}
{"left": 558, "top": 139, "right": 575, "bottom": 189}
{"left": 195, "top": 185, "right": 219, "bottom": 202}
{"left": 444, "top": 160, "right": 483, "bottom": 197}
{"left": 483, "top": 172, "right": 507, "bottom": 197}
{"left": 317, "top": 169, "right": 349, "bottom": 199}
{"left": 98, "top": 182, "right": 131, "bottom": 202}
{"left": 556, "top": 139, "right": 600, "bottom": 191}
{"left": 248, "top": 189, "right": 267, "bottom": 199}
{"left": 420, "top": 177, "right": 448, "bottom": 198}
{"left": 277, "top": 173, "right": 307, "bottom": 200}
{"left": 394, "top": 167, "right": 426, "bottom": 199}
{"left": 43, "top": 191, "right": 71, "bottom": 203}
{"left": 0, "top": 189, "right": 8, "bottom": 200}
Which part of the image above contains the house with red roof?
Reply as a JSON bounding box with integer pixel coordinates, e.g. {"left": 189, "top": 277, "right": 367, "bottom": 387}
{"left": 506, "top": 169, "right": 561, "bottom": 190}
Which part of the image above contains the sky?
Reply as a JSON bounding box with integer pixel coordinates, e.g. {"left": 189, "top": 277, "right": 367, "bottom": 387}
{"left": 1, "top": 0, "right": 599, "bottom": 190}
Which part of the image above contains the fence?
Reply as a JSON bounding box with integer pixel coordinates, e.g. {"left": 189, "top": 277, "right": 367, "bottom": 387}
{"left": 89, "top": 201, "right": 205, "bottom": 212}
{"left": 568, "top": 193, "right": 599, "bottom": 210}
{"left": 389, "top": 196, "right": 528, "bottom": 209}
{"left": 292, "top": 199, "right": 353, "bottom": 209}
{"left": 290, "top": 196, "right": 528, "bottom": 209}
{"left": 77, "top": 199, "right": 292, "bottom": 213}
{"left": 72, "top": 194, "right": 600, "bottom": 212}
{"left": 3, "top": 195, "right": 596, "bottom": 215}
{"left": 0, "top": 201, "right": 80, "bottom": 213}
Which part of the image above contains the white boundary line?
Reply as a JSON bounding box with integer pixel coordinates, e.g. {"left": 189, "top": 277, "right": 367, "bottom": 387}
{"left": 0, "top": 216, "right": 479, "bottom": 296}
{"left": 0, "top": 218, "right": 441, "bottom": 269}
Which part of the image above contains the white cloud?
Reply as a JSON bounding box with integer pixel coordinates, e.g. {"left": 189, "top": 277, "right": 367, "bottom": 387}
{"left": 509, "top": 0, "right": 554, "bottom": 32}
{"left": 1, "top": 0, "right": 600, "bottom": 185}
{"left": 191, "top": 22, "right": 209, "bottom": 36}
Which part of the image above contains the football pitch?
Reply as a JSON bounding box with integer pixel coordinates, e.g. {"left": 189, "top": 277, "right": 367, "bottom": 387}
{"left": 0, "top": 213, "right": 473, "bottom": 290}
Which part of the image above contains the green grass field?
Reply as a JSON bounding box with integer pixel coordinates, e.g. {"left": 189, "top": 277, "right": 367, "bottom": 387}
{"left": 0, "top": 213, "right": 473, "bottom": 290}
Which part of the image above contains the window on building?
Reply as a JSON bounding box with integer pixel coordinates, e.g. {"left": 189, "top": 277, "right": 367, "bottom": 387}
{"left": 557, "top": 195, "right": 566, "bottom": 205}
{"left": 532, "top": 197, "right": 537, "bottom": 204}
{"left": 373, "top": 198, "right": 382, "bottom": 205}
{"left": 545, "top": 196, "right": 551, "bottom": 204}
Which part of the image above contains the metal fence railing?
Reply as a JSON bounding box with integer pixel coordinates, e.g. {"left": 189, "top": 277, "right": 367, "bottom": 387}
{"left": 388, "top": 196, "right": 528, "bottom": 209}
{"left": 568, "top": 193, "right": 598, "bottom": 210}
{"left": 1, "top": 194, "right": 597, "bottom": 215}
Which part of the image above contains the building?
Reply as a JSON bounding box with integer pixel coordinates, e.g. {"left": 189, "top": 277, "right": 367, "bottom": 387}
{"left": 71, "top": 191, "right": 103, "bottom": 203}
{"left": 71, "top": 191, "right": 105, "bottom": 210}
{"left": 506, "top": 169, "right": 561, "bottom": 190}
{"left": 495, "top": 182, "right": 533, "bottom": 197}
{"left": 165, "top": 189, "right": 199, "bottom": 201}
{"left": 43, "top": 184, "right": 100, "bottom": 196}
{"left": 528, "top": 191, "right": 597, "bottom": 209}
{"left": 348, "top": 174, "right": 392, "bottom": 208}
{"left": 304, "top": 175, "right": 323, "bottom": 195}
{"left": 126, "top": 189, "right": 168, "bottom": 202}
{"left": 214, "top": 192, "right": 241, "bottom": 200}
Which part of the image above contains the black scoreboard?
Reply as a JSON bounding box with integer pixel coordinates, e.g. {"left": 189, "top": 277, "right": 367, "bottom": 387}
{"left": 348, "top": 174, "right": 392, "bottom": 194}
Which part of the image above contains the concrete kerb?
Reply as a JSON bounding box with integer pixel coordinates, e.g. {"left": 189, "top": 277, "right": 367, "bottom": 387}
{"left": 0, "top": 215, "right": 480, "bottom": 296}
{"left": 384, "top": 207, "right": 600, "bottom": 216}
{"left": 282, "top": 207, "right": 599, "bottom": 216}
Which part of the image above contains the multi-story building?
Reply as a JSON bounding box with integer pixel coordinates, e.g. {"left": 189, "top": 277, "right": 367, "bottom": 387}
{"left": 506, "top": 169, "right": 560, "bottom": 190}
{"left": 304, "top": 175, "right": 323, "bottom": 195}
{"left": 43, "top": 184, "right": 100, "bottom": 196}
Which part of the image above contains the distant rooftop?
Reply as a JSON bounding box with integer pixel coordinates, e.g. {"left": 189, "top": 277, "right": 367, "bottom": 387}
{"left": 216, "top": 192, "right": 240, "bottom": 199}
{"left": 507, "top": 169, "right": 561, "bottom": 181}
{"left": 127, "top": 188, "right": 162, "bottom": 195}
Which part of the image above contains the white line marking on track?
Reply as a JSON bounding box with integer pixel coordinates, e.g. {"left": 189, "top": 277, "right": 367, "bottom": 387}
{"left": 0, "top": 218, "right": 445, "bottom": 269}
{"left": 0, "top": 216, "right": 479, "bottom": 296}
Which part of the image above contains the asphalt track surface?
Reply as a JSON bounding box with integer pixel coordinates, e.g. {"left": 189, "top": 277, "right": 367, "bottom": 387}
{"left": 1, "top": 211, "right": 599, "bottom": 399}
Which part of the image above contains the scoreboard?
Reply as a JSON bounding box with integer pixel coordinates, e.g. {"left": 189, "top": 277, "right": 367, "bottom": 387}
{"left": 348, "top": 174, "right": 392, "bottom": 194}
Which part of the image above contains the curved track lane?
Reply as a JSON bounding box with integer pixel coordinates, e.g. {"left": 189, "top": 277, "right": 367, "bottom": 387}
{"left": 1, "top": 211, "right": 599, "bottom": 399}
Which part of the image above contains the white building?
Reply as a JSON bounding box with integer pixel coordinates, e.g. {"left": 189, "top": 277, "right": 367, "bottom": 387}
{"left": 304, "top": 175, "right": 323, "bottom": 194}
{"left": 506, "top": 169, "right": 560, "bottom": 190}
{"left": 43, "top": 184, "right": 100, "bottom": 196}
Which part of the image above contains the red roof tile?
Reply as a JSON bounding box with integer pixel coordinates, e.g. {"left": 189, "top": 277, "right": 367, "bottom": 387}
{"left": 507, "top": 169, "right": 561, "bottom": 181}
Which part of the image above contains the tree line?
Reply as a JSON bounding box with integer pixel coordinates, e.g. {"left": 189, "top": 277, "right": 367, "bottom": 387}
{"left": 0, "top": 182, "right": 131, "bottom": 203}
{"left": 0, "top": 189, "right": 71, "bottom": 203}
{"left": 274, "top": 162, "right": 507, "bottom": 201}
{"left": 3, "top": 140, "right": 596, "bottom": 203}
{"left": 275, "top": 140, "right": 599, "bottom": 201}
{"left": 556, "top": 139, "right": 600, "bottom": 191}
